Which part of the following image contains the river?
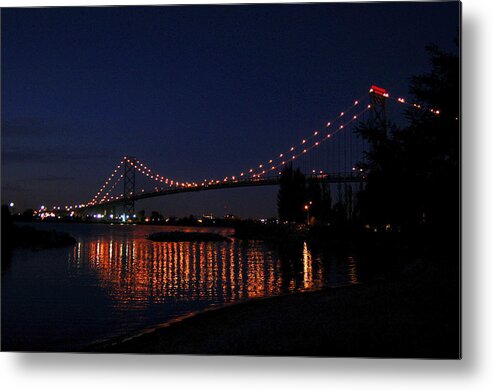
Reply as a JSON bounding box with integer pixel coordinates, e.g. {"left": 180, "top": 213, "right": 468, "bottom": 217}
{"left": 1, "top": 222, "right": 361, "bottom": 351}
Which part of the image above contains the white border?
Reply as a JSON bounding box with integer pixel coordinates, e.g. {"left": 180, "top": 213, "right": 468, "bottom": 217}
{"left": 2, "top": 0, "right": 493, "bottom": 390}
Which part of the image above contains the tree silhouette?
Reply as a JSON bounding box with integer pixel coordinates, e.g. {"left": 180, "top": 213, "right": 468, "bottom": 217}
{"left": 137, "top": 209, "right": 146, "bottom": 222}
{"left": 406, "top": 43, "right": 459, "bottom": 240}
{"left": 277, "top": 163, "right": 306, "bottom": 223}
{"left": 356, "top": 41, "right": 459, "bottom": 243}
{"left": 320, "top": 183, "right": 333, "bottom": 222}
{"left": 306, "top": 178, "right": 323, "bottom": 222}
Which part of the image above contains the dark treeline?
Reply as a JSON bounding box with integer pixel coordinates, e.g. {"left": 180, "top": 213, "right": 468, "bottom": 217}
{"left": 1, "top": 205, "right": 76, "bottom": 272}
{"left": 277, "top": 164, "right": 354, "bottom": 228}
{"left": 277, "top": 41, "right": 459, "bottom": 255}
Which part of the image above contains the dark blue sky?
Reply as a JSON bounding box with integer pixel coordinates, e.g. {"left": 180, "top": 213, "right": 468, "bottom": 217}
{"left": 1, "top": 2, "right": 459, "bottom": 218}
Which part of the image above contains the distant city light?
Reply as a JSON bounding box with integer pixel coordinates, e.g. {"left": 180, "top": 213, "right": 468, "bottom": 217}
{"left": 9, "top": 202, "right": 14, "bottom": 207}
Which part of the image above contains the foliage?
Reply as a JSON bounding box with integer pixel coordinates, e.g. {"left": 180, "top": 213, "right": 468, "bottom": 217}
{"left": 276, "top": 41, "right": 458, "bottom": 241}
{"left": 356, "top": 42, "right": 459, "bottom": 242}
{"left": 277, "top": 163, "right": 306, "bottom": 223}
{"left": 306, "top": 178, "right": 323, "bottom": 221}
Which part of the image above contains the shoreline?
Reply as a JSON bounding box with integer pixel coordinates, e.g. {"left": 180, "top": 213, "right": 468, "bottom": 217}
{"left": 85, "top": 284, "right": 355, "bottom": 353}
{"left": 88, "top": 256, "right": 460, "bottom": 358}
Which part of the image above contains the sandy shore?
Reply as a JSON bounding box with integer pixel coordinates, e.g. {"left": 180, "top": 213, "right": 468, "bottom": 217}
{"left": 91, "top": 257, "right": 460, "bottom": 358}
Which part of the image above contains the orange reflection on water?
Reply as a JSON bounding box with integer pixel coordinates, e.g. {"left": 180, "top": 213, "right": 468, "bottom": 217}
{"left": 347, "top": 256, "right": 359, "bottom": 285}
{"left": 303, "top": 242, "right": 313, "bottom": 289}
{"left": 70, "top": 238, "right": 288, "bottom": 309}
{"left": 68, "top": 233, "right": 359, "bottom": 311}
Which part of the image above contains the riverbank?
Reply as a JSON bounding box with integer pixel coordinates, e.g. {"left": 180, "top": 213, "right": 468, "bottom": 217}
{"left": 2, "top": 207, "right": 76, "bottom": 250}
{"left": 93, "top": 255, "right": 460, "bottom": 358}
{"left": 2, "top": 207, "right": 77, "bottom": 272}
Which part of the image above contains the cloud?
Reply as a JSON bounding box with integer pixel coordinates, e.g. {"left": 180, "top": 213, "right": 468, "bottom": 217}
{"left": 30, "top": 175, "right": 76, "bottom": 182}
{"left": 1, "top": 117, "right": 67, "bottom": 138}
{"left": 1, "top": 176, "right": 74, "bottom": 195}
{"left": 1, "top": 148, "right": 113, "bottom": 165}
{"left": 1, "top": 116, "right": 121, "bottom": 165}
{"left": 1, "top": 183, "right": 28, "bottom": 193}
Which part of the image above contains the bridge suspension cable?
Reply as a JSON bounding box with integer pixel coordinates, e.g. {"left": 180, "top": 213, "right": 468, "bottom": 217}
{"left": 47, "top": 85, "right": 447, "bottom": 213}
{"left": 389, "top": 94, "right": 443, "bottom": 117}
{"left": 234, "top": 94, "right": 367, "bottom": 180}
{"left": 248, "top": 102, "right": 371, "bottom": 178}
{"left": 87, "top": 159, "right": 125, "bottom": 206}
{"left": 60, "top": 92, "right": 373, "bottom": 211}
{"left": 117, "top": 93, "right": 372, "bottom": 191}
{"left": 99, "top": 173, "right": 124, "bottom": 203}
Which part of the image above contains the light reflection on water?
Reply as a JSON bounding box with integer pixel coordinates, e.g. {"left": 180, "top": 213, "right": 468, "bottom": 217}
{"left": 2, "top": 223, "right": 359, "bottom": 351}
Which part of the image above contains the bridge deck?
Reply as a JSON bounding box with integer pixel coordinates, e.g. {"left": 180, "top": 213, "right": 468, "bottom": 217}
{"left": 84, "top": 173, "right": 366, "bottom": 210}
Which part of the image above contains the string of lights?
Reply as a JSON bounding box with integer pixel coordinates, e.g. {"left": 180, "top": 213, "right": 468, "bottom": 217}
{"left": 46, "top": 87, "right": 409, "bottom": 211}
{"left": 252, "top": 104, "right": 372, "bottom": 178}
{"left": 234, "top": 95, "right": 367, "bottom": 181}
{"left": 132, "top": 159, "right": 183, "bottom": 188}
{"left": 87, "top": 160, "right": 125, "bottom": 205}
{"left": 129, "top": 96, "right": 369, "bottom": 188}
{"left": 93, "top": 93, "right": 373, "bottom": 202}
{"left": 387, "top": 94, "right": 442, "bottom": 117}
{"left": 99, "top": 173, "right": 124, "bottom": 204}
{"left": 48, "top": 160, "right": 124, "bottom": 211}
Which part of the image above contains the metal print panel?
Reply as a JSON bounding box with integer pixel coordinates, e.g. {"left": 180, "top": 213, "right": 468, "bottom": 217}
{"left": 1, "top": 1, "right": 461, "bottom": 358}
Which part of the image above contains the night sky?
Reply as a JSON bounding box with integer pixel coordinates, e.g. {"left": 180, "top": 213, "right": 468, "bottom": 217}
{"left": 1, "top": 2, "right": 459, "bottom": 218}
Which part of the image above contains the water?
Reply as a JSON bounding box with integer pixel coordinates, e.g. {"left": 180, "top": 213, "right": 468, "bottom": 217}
{"left": 1, "top": 222, "right": 360, "bottom": 351}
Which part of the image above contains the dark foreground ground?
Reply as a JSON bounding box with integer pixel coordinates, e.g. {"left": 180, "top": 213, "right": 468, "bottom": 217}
{"left": 93, "top": 256, "right": 460, "bottom": 358}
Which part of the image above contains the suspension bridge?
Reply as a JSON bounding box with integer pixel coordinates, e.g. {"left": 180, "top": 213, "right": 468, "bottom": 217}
{"left": 40, "top": 86, "right": 441, "bottom": 220}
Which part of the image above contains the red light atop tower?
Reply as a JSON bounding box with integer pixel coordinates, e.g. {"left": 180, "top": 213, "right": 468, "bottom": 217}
{"left": 369, "top": 85, "right": 389, "bottom": 98}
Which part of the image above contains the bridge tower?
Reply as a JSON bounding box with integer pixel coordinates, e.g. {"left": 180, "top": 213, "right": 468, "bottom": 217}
{"left": 123, "top": 156, "right": 136, "bottom": 221}
{"left": 369, "top": 85, "right": 388, "bottom": 135}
